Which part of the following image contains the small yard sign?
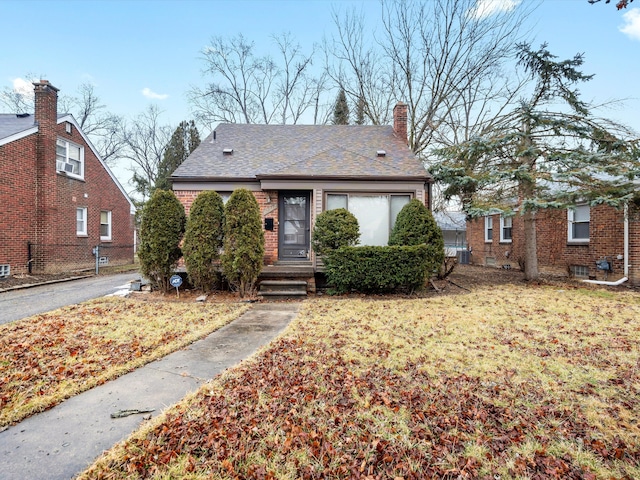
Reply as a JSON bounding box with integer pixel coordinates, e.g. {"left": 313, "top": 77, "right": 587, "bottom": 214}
{"left": 169, "top": 274, "right": 182, "bottom": 297}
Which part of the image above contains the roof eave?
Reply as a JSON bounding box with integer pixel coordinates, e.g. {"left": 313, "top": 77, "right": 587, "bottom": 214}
{"left": 256, "top": 173, "right": 433, "bottom": 182}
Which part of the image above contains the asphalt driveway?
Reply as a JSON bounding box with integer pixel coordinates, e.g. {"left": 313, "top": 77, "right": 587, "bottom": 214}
{"left": 0, "top": 273, "right": 140, "bottom": 325}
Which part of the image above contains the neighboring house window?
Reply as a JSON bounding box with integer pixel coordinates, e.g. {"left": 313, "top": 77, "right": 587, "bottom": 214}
{"left": 77, "top": 208, "right": 87, "bottom": 236}
{"left": 326, "top": 193, "right": 411, "bottom": 246}
{"left": 485, "top": 216, "right": 493, "bottom": 242}
{"left": 56, "top": 138, "right": 84, "bottom": 178}
{"left": 500, "top": 216, "right": 512, "bottom": 243}
{"left": 568, "top": 205, "right": 590, "bottom": 242}
{"left": 100, "top": 211, "right": 112, "bottom": 241}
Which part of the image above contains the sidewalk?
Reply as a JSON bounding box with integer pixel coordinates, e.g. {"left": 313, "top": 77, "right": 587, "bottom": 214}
{"left": 0, "top": 302, "right": 299, "bottom": 480}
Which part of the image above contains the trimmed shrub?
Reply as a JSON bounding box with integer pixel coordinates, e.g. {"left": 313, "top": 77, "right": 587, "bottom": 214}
{"left": 182, "top": 191, "right": 225, "bottom": 292}
{"left": 311, "top": 208, "right": 360, "bottom": 257}
{"left": 221, "top": 189, "right": 265, "bottom": 298}
{"left": 138, "top": 190, "right": 186, "bottom": 292}
{"left": 389, "top": 199, "right": 445, "bottom": 273}
{"left": 325, "top": 245, "right": 430, "bottom": 294}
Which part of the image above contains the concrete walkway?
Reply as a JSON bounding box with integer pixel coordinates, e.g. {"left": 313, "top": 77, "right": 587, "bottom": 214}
{"left": 0, "top": 302, "right": 299, "bottom": 480}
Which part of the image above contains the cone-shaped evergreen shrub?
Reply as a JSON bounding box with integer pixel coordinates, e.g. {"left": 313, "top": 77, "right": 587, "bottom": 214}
{"left": 138, "top": 190, "right": 186, "bottom": 292}
{"left": 221, "top": 189, "right": 265, "bottom": 298}
{"left": 311, "top": 208, "right": 360, "bottom": 257}
{"left": 182, "top": 191, "right": 225, "bottom": 292}
{"left": 388, "top": 198, "right": 445, "bottom": 273}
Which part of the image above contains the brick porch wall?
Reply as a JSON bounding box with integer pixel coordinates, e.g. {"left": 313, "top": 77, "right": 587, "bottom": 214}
{"left": 175, "top": 189, "right": 279, "bottom": 265}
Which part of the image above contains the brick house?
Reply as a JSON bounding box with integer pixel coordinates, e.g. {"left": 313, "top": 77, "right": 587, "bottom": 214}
{"left": 0, "top": 80, "right": 135, "bottom": 277}
{"left": 171, "top": 103, "right": 432, "bottom": 291}
{"left": 466, "top": 203, "right": 640, "bottom": 286}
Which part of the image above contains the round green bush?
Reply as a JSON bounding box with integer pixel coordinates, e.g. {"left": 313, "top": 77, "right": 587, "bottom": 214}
{"left": 138, "top": 190, "right": 186, "bottom": 292}
{"left": 182, "top": 191, "right": 225, "bottom": 292}
{"left": 311, "top": 208, "right": 360, "bottom": 257}
{"left": 389, "top": 199, "right": 445, "bottom": 269}
{"left": 221, "top": 189, "right": 265, "bottom": 298}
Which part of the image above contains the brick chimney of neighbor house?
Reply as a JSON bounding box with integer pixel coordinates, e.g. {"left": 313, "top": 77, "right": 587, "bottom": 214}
{"left": 33, "top": 80, "right": 60, "bottom": 245}
{"left": 33, "top": 80, "right": 59, "bottom": 131}
{"left": 393, "top": 101, "right": 408, "bottom": 144}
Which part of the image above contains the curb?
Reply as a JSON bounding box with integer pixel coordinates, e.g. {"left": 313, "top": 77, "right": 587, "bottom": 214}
{"left": 0, "top": 275, "right": 94, "bottom": 294}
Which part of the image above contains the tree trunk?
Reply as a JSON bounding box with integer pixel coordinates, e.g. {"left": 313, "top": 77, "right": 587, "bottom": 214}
{"left": 522, "top": 210, "right": 539, "bottom": 281}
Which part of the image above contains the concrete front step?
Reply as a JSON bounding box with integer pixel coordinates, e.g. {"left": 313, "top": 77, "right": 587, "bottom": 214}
{"left": 259, "top": 280, "right": 307, "bottom": 293}
{"left": 259, "top": 279, "right": 308, "bottom": 300}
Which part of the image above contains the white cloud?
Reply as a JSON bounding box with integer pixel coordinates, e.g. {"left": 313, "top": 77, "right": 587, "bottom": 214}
{"left": 620, "top": 8, "right": 640, "bottom": 41}
{"left": 469, "top": 0, "right": 520, "bottom": 20}
{"left": 13, "top": 77, "right": 34, "bottom": 97}
{"left": 141, "top": 87, "right": 169, "bottom": 100}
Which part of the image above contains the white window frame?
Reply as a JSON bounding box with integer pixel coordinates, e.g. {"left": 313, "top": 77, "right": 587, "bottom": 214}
{"left": 100, "top": 210, "right": 112, "bottom": 241}
{"left": 56, "top": 138, "right": 84, "bottom": 179}
{"left": 568, "top": 205, "right": 590, "bottom": 243}
{"left": 484, "top": 216, "right": 493, "bottom": 242}
{"left": 77, "top": 207, "right": 88, "bottom": 236}
{"left": 500, "top": 216, "right": 513, "bottom": 243}
{"left": 325, "top": 192, "right": 413, "bottom": 246}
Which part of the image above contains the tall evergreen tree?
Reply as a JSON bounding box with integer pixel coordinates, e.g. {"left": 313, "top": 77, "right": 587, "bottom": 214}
{"left": 155, "top": 120, "right": 200, "bottom": 192}
{"left": 138, "top": 190, "right": 186, "bottom": 292}
{"left": 332, "top": 89, "right": 350, "bottom": 125}
{"left": 433, "top": 43, "right": 639, "bottom": 281}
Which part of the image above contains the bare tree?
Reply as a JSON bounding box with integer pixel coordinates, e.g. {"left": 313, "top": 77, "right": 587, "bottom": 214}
{"left": 0, "top": 77, "right": 34, "bottom": 114}
{"left": 59, "top": 83, "right": 125, "bottom": 165}
{"left": 120, "top": 104, "right": 173, "bottom": 200}
{"left": 189, "top": 32, "right": 325, "bottom": 126}
{"left": 326, "top": 7, "right": 396, "bottom": 126}
{"left": 328, "top": 0, "right": 533, "bottom": 155}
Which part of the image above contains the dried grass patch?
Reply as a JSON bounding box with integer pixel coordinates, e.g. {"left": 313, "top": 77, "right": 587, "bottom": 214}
{"left": 81, "top": 284, "right": 640, "bottom": 479}
{"left": 0, "top": 297, "right": 249, "bottom": 427}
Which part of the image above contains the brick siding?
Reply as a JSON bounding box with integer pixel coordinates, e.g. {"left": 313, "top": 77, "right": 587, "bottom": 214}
{"left": 0, "top": 82, "right": 134, "bottom": 275}
{"left": 467, "top": 205, "right": 639, "bottom": 285}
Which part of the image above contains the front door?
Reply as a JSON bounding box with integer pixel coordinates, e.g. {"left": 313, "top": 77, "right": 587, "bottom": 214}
{"left": 279, "top": 192, "right": 311, "bottom": 260}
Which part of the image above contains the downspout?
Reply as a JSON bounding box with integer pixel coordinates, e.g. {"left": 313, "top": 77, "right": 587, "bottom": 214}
{"left": 583, "top": 202, "right": 629, "bottom": 286}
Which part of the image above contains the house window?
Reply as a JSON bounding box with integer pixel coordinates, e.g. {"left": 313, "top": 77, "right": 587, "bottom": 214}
{"left": 568, "top": 205, "right": 589, "bottom": 242}
{"left": 100, "top": 211, "right": 112, "bottom": 241}
{"left": 77, "top": 207, "right": 87, "bottom": 236}
{"left": 326, "top": 193, "right": 411, "bottom": 246}
{"left": 484, "top": 216, "right": 493, "bottom": 242}
{"left": 56, "top": 139, "right": 84, "bottom": 178}
{"left": 500, "top": 216, "right": 512, "bottom": 243}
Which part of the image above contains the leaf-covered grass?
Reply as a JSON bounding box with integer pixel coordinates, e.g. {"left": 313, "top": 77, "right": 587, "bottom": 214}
{"left": 82, "top": 284, "right": 640, "bottom": 479}
{"left": 0, "top": 297, "right": 249, "bottom": 427}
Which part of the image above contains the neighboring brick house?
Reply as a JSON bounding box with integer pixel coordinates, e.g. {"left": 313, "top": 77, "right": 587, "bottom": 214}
{"left": 171, "top": 103, "right": 432, "bottom": 271}
{"left": 0, "top": 80, "right": 135, "bottom": 276}
{"left": 467, "top": 203, "right": 640, "bottom": 285}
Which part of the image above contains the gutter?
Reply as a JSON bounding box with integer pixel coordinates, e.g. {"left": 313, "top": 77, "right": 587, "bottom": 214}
{"left": 582, "top": 203, "right": 629, "bottom": 286}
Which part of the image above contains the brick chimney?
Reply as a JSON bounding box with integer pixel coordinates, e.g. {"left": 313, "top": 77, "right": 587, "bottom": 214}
{"left": 33, "top": 80, "right": 59, "bottom": 131}
{"left": 393, "top": 101, "right": 408, "bottom": 144}
{"left": 33, "top": 80, "right": 60, "bottom": 246}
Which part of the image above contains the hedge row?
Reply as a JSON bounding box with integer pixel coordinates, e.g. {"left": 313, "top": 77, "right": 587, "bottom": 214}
{"left": 325, "top": 244, "right": 430, "bottom": 294}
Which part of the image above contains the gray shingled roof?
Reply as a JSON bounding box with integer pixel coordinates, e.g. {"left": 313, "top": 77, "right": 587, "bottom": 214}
{"left": 0, "top": 114, "right": 36, "bottom": 140}
{"left": 172, "top": 123, "right": 430, "bottom": 181}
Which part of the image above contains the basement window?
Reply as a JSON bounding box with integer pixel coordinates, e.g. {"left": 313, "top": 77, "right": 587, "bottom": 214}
{"left": 0, "top": 264, "right": 10, "bottom": 278}
{"left": 571, "top": 265, "right": 589, "bottom": 278}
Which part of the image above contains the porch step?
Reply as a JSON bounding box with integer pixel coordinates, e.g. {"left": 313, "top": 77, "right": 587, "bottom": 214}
{"left": 259, "top": 280, "right": 308, "bottom": 300}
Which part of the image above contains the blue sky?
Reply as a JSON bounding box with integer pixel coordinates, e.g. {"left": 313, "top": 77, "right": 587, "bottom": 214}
{"left": 1, "top": 0, "right": 639, "bottom": 188}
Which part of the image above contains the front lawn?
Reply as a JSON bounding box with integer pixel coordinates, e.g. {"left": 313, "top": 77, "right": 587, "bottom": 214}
{"left": 81, "top": 284, "right": 640, "bottom": 479}
{"left": 0, "top": 297, "right": 249, "bottom": 427}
